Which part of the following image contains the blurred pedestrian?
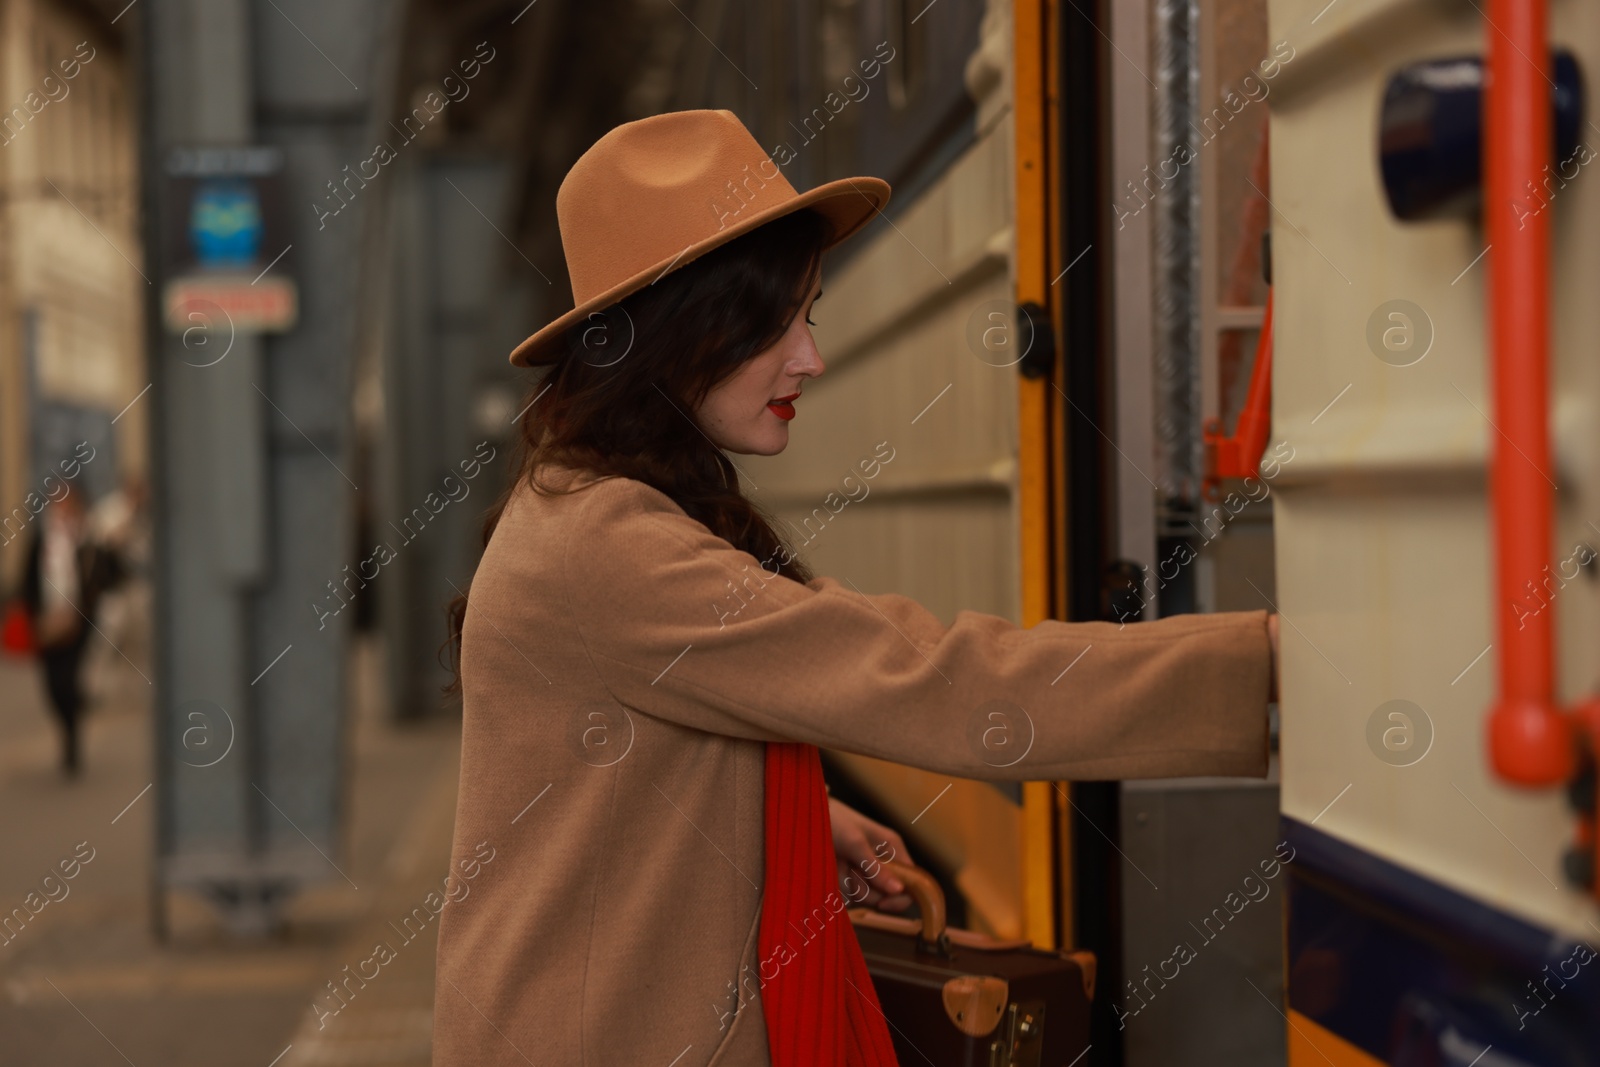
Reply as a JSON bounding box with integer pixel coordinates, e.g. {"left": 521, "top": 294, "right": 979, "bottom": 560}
{"left": 21, "top": 488, "right": 122, "bottom": 776}
{"left": 87, "top": 473, "right": 149, "bottom": 567}
{"left": 86, "top": 473, "right": 150, "bottom": 666}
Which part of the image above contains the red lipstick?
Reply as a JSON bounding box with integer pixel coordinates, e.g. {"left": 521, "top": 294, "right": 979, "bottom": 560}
{"left": 767, "top": 392, "right": 800, "bottom": 421}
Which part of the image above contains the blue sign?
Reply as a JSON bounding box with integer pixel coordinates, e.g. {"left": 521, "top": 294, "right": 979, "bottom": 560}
{"left": 189, "top": 180, "right": 263, "bottom": 268}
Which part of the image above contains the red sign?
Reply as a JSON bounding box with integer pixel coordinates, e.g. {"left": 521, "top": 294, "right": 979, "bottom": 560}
{"left": 163, "top": 275, "right": 298, "bottom": 333}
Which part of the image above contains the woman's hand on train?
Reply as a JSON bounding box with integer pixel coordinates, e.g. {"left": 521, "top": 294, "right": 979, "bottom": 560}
{"left": 827, "top": 796, "right": 913, "bottom": 913}
{"left": 1267, "top": 612, "right": 1280, "bottom": 704}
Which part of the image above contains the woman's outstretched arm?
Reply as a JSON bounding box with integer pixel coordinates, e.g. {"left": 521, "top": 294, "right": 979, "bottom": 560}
{"left": 558, "top": 477, "right": 1272, "bottom": 782}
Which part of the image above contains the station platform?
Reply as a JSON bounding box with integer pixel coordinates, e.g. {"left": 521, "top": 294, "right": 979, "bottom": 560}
{"left": 0, "top": 627, "right": 461, "bottom": 1067}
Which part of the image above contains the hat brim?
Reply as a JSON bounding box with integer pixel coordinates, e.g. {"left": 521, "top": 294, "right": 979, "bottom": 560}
{"left": 507, "top": 175, "right": 891, "bottom": 368}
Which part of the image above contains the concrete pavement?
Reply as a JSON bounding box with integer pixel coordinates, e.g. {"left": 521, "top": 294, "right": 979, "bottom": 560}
{"left": 0, "top": 615, "right": 462, "bottom": 1067}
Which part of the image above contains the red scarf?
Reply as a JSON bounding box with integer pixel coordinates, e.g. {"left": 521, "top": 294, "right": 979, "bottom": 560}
{"left": 759, "top": 741, "right": 900, "bottom": 1066}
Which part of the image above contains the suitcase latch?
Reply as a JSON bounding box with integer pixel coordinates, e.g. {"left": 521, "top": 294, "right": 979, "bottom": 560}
{"left": 987, "top": 999, "right": 1046, "bottom": 1067}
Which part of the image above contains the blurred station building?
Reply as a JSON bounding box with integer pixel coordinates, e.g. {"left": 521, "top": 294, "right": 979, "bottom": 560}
{"left": 0, "top": 0, "right": 142, "bottom": 574}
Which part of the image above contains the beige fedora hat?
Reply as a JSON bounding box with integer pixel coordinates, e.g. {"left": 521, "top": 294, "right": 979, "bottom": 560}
{"left": 508, "top": 108, "right": 891, "bottom": 367}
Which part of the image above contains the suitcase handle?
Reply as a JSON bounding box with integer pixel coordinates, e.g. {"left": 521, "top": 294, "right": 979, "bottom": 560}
{"left": 881, "top": 860, "right": 948, "bottom": 947}
{"left": 856, "top": 864, "right": 1102, "bottom": 1001}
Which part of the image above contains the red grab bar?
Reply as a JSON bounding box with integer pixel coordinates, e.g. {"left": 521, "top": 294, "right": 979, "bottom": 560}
{"left": 1484, "top": 0, "right": 1574, "bottom": 785}
{"left": 1203, "top": 289, "right": 1274, "bottom": 491}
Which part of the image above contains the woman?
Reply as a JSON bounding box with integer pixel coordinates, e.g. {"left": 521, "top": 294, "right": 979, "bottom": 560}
{"left": 432, "top": 110, "right": 1280, "bottom": 1067}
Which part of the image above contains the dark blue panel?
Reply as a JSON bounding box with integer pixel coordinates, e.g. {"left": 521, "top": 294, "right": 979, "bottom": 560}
{"left": 1379, "top": 51, "right": 1585, "bottom": 222}
{"left": 1282, "top": 817, "right": 1600, "bottom": 1067}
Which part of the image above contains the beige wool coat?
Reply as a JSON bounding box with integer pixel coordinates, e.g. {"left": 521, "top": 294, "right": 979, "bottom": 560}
{"left": 432, "top": 463, "right": 1274, "bottom": 1066}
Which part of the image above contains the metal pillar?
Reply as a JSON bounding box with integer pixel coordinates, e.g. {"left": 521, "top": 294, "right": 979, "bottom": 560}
{"left": 141, "top": 0, "right": 397, "bottom": 935}
{"left": 378, "top": 156, "right": 526, "bottom": 721}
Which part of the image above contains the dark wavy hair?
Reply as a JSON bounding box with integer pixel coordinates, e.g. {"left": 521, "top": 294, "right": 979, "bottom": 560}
{"left": 443, "top": 207, "right": 834, "bottom": 692}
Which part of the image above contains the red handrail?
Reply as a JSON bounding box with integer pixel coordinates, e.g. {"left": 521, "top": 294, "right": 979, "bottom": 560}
{"left": 1484, "top": 0, "right": 1574, "bottom": 785}
{"left": 1203, "top": 289, "right": 1274, "bottom": 491}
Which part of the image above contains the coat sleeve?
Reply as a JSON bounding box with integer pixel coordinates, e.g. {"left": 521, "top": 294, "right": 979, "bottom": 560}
{"left": 562, "top": 478, "right": 1272, "bottom": 781}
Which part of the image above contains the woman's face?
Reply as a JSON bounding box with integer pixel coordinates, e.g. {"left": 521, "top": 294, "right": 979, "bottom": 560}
{"left": 695, "top": 274, "right": 824, "bottom": 456}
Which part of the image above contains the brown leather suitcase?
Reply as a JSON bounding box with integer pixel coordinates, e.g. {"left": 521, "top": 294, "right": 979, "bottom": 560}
{"left": 847, "top": 861, "right": 1095, "bottom": 1067}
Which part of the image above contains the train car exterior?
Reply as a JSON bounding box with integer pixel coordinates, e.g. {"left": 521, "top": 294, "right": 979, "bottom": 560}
{"left": 1269, "top": 0, "right": 1600, "bottom": 1063}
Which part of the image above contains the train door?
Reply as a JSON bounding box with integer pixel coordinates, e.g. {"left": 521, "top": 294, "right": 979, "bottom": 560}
{"left": 1039, "top": 0, "right": 1292, "bottom": 1063}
